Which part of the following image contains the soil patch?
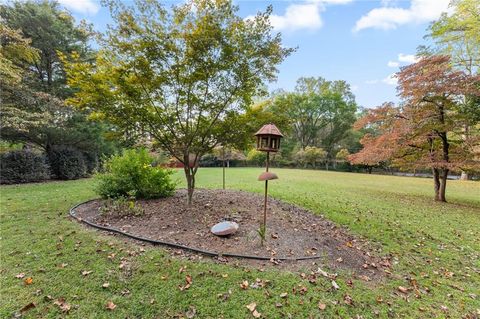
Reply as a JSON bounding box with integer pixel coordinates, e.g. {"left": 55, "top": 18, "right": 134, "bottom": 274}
{"left": 73, "top": 189, "right": 389, "bottom": 276}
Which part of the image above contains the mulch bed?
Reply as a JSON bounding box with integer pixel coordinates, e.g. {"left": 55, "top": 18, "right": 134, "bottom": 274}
{"left": 73, "top": 189, "right": 390, "bottom": 277}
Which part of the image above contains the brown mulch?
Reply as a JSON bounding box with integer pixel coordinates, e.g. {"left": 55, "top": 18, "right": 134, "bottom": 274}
{"left": 73, "top": 189, "right": 390, "bottom": 277}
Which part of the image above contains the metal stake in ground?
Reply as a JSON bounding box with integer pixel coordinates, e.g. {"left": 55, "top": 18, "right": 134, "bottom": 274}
{"left": 254, "top": 124, "right": 283, "bottom": 246}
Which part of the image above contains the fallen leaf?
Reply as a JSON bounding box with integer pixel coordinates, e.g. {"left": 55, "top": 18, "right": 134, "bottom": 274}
{"left": 271, "top": 233, "right": 278, "bottom": 239}
{"left": 275, "top": 303, "right": 283, "bottom": 308}
{"left": 20, "top": 302, "right": 36, "bottom": 313}
{"left": 15, "top": 273, "right": 25, "bottom": 279}
{"left": 24, "top": 277, "right": 33, "bottom": 285}
{"left": 240, "top": 280, "right": 249, "bottom": 290}
{"left": 252, "top": 309, "right": 261, "bottom": 318}
{"left": 246, "top": 302, "right": 256, "bottom": 312}
{"left": 179, "top": 275, "right": 193, "bottom": 291}
{"left": 280, "top": 292, "right": 288, "bottom": 298}
{"left": 106, "top": 301, "right": 116, "bottom": 311}
{"left": 185, "top": 306, "right": 196, "bottom": 318}
{"left": 102, "top": 282, "right": 110, "bottom": 288}
{"left": 318, "top": 302, "right": 326, "bottom": 310}
{"left": 331, "top": 280, "right": 340, "bottom": 290}
{"left": 344, "top": 294, "right": 353, "bottom": 305}
{"left": 54, "top": 298, "right": 71, "bottom": 313}
{"left": 81, "top": 270, "right": 92, "bottom": 276}
{"left": 398, "top": 286, "right": 408, "bottom": 294}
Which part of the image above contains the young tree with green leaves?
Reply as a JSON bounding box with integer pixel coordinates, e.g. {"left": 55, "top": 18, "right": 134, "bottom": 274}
{"left": 63, "top": 0, "right": 293, "bottom": 204}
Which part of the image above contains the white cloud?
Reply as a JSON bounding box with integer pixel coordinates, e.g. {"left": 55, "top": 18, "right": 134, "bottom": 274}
{"left": 250, "top": 0, "right": 352, "bottom": 32}
{"left": 353, "top": 0, "right": 450, "bottom": 32}
{"left": 269, "top": 2, "right": 324, "bottom": 31}
{"left": 387, "top": 61, "right": 400, "bottom": 67}
{"left": 365, "top": 79, "right": 379, "bottom": 84}
{"left": 382, "top": 73, "right": 397, "bottom": 85}
{"left": 58, "top": 0, "right": 99, "bottom": 15}
{"left": 351, "top": 84, "right": 359, "bottom": 92}
{"left": 398, "top": 53, "right": 419, "bottom": 63}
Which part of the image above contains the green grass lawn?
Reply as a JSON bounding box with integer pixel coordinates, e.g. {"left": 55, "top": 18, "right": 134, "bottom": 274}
{"left": 1, "top": 168, "right": 479, "bottom": 318}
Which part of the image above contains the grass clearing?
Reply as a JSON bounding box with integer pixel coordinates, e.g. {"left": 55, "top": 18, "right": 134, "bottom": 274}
{"left": 1, "top": 168, "right": 479, "bottom": 318}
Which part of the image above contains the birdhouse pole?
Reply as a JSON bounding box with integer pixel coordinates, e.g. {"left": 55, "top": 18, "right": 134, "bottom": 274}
{"left": 255, "top": 124, "right": 283, "bottom": 246}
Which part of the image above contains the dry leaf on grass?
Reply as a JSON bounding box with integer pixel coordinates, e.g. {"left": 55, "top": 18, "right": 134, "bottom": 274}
{"left": 318, "top": 302, "right": 326, "bottom": 310}
{"left": 240, "top": 280, "right": 249, "bottom": 290}
{"left": 102, "top": 282, "right": 110, "bottom": 288}
{"left": 185, "top": 306, "right": 196, "bottom": 318}
{"left": 81, "top": 270, "right": 92, "bottom": 276}
{"left": 20, "top": 302, "right": 36, "bottom": 314}
{"left": 24, "top": 277, "right": 33, "bottom": 285}
{"left": 15, "top": 273, "right": 25, "bottom": 279}
{"left": 179, "top": 275, "right": 193, "bottom": 291}
{"left": 106, "top": 301, "right": 116, "bottom": 310}
{"left": 398, "top": 286, "right": 408, "bottom": 294}
{"left": 331, "top": 280, "right": 340, "bottom": 290}
{"left": 54, "top": 298, "right": 71, "bottom": 313}
{"left": 246, "top": 302, "right": 256, "bottom": 312}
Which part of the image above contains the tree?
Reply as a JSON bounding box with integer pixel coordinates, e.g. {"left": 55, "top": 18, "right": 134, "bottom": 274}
{"left": 0, "top": 24, "right": 39, "bottom": 85}
{"left": 63, "top": 0, "right": 293, "bottom": 204}
{"left": 425, "top": 0, "right": 480, "bottom": 180}
{"left": 0, "top": 0, "right": 93, "bottom": 96}
{"left": 268, "top": 77, "right": 357, "bottom": 158}
{"left": 1, "top": 2, "right": 117, "bottom": 171}
{"left": 297, "top": 146, "right": 327, "bottom": 168}
{"left": 350, "top": 56, "right": 480, "bottom": 202}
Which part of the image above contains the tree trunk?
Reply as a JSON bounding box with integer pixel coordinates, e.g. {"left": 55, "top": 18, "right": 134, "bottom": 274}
{"left": 437, "top": 169, "right": 448, "bottom": 202}
{"left": 432, "top": 168, "right": 441, "bottom": 201}
{"left": 183, "top": 153, "right": 198, "bottom": 205}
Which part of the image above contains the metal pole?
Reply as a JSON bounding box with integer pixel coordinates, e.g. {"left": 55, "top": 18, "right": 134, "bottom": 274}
{"left": 262, "top": 152, "right": 270, "bottom": 246}
{"left": 222, "top": 146, "right": 226, "bottom": 190}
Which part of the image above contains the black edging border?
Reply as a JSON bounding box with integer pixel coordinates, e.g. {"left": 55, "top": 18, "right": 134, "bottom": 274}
{"left": 69, "top": 199, "right": 323, "bottom": 262}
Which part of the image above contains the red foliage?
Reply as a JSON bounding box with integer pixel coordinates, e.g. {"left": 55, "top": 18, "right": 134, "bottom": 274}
{"left": 349, "top": 55, "right": 480, "bottom": 201}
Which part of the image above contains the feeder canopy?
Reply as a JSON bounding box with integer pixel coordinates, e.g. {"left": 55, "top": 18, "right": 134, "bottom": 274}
{"left": 258, "top": 171, "right": 278, "bottom": 181}
{"left": 255, "top": 123, "right": 283, "bottom": 152}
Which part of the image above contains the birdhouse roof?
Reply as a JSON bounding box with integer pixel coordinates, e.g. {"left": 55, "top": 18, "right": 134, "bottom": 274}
{"left": 254, "top": 124, "right": 283, "bottom": 137}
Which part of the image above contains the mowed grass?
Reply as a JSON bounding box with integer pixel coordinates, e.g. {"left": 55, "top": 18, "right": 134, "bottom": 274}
{"left": 1, "top": 168, "right": 479, "bottom": 318}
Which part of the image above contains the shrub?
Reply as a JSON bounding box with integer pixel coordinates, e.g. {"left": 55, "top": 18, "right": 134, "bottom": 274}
{"left": 95, "top": 148, "right": 176, "bottom": 199}
{"left": 48, "top": 146, "right": 87, "bottom": 180}
{"left": 246, "top": 149, "right": 267, "bottom": 166}
{"left": 0, "top": 150, "right": 50, "bottom": 184}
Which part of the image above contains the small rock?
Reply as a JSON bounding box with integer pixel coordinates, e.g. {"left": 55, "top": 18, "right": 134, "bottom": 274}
{"left": 211, "top": 221, "right": 239, "bottom": 236}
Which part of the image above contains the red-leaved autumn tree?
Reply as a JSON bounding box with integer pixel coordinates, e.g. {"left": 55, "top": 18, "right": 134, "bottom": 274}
{"left": 349, "top": 55, "right": 480, "bottom": 202}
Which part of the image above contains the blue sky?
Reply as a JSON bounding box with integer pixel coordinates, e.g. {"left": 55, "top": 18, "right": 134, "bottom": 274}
{"left": 61, "top": 0, "right": 451, "bottom": 108}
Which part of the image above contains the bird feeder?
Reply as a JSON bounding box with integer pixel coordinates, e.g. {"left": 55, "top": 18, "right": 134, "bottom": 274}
{"left": 254, "top": 123, "right": 283, "bottom": 246}
{"left": 255, "top": 124, "right": 283, "bottom": 153}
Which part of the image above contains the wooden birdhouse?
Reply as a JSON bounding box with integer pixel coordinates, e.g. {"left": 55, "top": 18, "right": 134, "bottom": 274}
{"left": 254, "top": 124, "right": 283, "bottom": 153}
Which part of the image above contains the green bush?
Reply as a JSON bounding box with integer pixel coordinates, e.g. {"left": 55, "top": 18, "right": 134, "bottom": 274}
{"left": 246, "top": 149, "right": 267, "bottom": 166}
{"left": 95, "top": 149, "right": 176, "bottom": 199}
{"left": 48, "top": 146, "right": 87, "bottom": 180}
{"left": 0, "top": 150, "right": 50, "bottom": 184}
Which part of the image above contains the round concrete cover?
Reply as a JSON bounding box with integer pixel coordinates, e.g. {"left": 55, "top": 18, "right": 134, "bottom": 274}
{"left": 211, "top": 221, "right": 239, "bottom": 236}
